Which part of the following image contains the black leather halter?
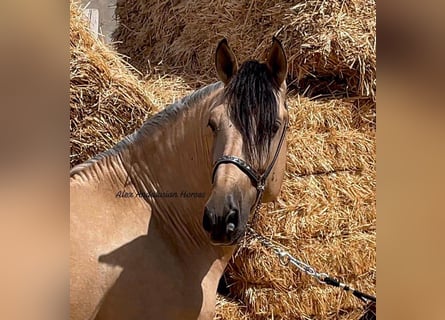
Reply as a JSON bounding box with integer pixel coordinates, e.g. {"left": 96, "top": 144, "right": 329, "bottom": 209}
{"left": 211, "top": 118, "right": 288, "bottom": 212}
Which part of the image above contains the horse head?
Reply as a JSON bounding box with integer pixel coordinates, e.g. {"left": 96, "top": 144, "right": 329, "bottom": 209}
{"left": 203, "top": 38, "right": 288, "bottom": 245}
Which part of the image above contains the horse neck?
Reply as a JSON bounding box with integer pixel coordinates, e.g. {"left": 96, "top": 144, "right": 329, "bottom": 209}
{"left": 70, "top": 136, "right": 132, "bottom": 189}
{"left": 125, "top": 84, "right": 229, "bottom": 254}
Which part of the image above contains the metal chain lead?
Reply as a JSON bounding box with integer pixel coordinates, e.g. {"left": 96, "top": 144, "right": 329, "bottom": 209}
{"left": 246, "top": 226, "right": 376, "bottom": 302}
{"left": 247, "top": 227, "right": 325, "bottom": 282}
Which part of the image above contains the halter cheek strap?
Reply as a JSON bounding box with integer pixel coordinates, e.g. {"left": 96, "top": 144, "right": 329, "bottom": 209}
{"left": 211, "top": 119, "right": 288, "bottom": 212}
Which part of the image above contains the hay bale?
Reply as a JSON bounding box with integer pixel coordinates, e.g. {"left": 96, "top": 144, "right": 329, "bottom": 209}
{"left": 70, "top": 1, "right": 156, "bottom": 167}
{"left": 71, "top": 2, "right": 375, "bottom": 317}
{"left": 214, "top": 296, "right": 249, "bottom": 320}
{"left": 113, "top": 0, "right": 376, "bottom": 99}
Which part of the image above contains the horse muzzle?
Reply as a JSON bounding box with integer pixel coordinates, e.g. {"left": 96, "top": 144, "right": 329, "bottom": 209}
{"left": 202, "top": 204, "right": 243, "bottom": 245}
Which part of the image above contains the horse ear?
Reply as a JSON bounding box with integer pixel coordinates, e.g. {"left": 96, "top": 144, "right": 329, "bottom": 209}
{"left": 215, "top": 39, "right": 238, "bottom": 85}
{"left": 266, "top": 37, "right": 287, "bottom": 86}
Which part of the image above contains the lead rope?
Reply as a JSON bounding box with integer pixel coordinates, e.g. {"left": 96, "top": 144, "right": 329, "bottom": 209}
{"left": 246, "top": 207, "right": 376, "bottom": 303}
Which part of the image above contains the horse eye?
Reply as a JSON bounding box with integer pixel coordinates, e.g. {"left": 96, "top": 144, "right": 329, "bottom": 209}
{"left": 272, "top": 120, "right": 281, "bottom": 134}
{"left": 208, "top": 119, "right": 217, "bottom": 132}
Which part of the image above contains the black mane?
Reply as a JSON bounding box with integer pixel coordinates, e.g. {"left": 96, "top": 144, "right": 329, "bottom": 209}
{"left": 224, "top": 60, "right": 280, "bottom": 165}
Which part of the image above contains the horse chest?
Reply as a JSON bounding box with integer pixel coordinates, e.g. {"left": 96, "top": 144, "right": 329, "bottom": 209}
{"left": 91, "top": 220, "right": 219, "bottom": 320}
{"left": 95, "top": 249, "right": 215, "bottom": 320}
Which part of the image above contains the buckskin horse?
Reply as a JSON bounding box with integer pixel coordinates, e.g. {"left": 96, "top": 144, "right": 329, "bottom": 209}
{"left": 70, "top": 37, "right": 288, "bottom": 319}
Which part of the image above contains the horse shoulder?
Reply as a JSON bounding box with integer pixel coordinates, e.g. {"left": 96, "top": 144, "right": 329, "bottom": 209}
{"left": 70, "top": 173, "right": 152, "bottom": 320}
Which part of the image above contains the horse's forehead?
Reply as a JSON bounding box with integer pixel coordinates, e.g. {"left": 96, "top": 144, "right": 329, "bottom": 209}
{"left": 208, "top": 82, "right": 287, "bottom": 123}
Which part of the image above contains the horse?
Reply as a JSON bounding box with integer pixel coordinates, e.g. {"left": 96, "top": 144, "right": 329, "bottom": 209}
{"left": 70, "top": 37, "right": 289, "bottom": 320}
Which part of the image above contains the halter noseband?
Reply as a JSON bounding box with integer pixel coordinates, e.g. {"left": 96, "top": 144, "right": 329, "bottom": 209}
{"left": 211, "top": 118, "right": 288, "bottom": 212}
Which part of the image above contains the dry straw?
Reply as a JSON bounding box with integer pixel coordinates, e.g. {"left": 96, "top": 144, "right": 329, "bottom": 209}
{"left": 113, "top": 0, "right": 376, "bottom": 99}
{"left": 70, "top": 1, "right": 375, "bottom": 318}
{"left": 70, "top": 2, "right": 156, "bottom": 167}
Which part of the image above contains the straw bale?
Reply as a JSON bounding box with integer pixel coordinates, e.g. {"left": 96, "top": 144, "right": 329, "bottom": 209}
{"left": 239, "top": 286, "right": 371, "bottom": 320}
{"left": 214, "top": 297, "right": 249, "bottom": 320}
{"left": 71, "top": 2, "right": 375, "bottom": 317}
{"left": 351, "top": 98, "right": 376, "bottom": 131}
{"left": 144, "top": 73, "right": 194, "bottom": 108}
{"left": 113, "top": 0, "right": 376, "bottom": 98}
{"left": 70, "top": 1, "right": 156, "bottom": 167}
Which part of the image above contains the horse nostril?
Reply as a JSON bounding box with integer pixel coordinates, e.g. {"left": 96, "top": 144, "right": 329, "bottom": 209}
{"left": 225, "top": 209, "right": 239, "bottom": 233}
{"left": 203, "top": 207, "right": 214, "bottom": 232}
